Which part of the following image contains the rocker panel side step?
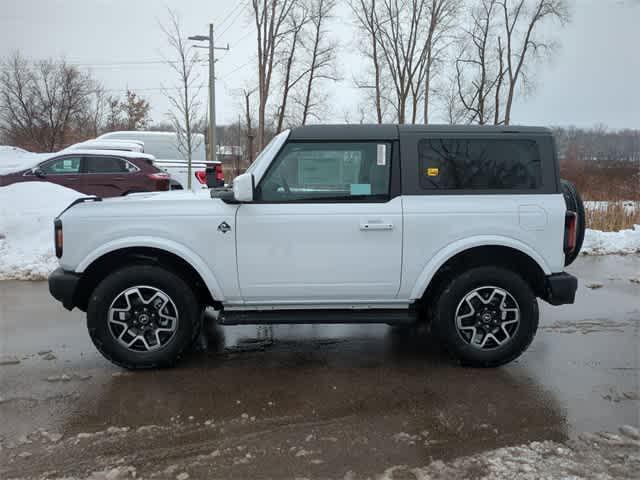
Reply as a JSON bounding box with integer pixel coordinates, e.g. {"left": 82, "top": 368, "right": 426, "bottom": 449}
{"left": 219, "top": 309, "right": 417, "bottom": 325}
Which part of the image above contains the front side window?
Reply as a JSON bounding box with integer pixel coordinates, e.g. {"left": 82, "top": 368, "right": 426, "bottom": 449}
{"left": 418, "top": 138, "right": 541, "bottom": 190}
{"left": 40, "top": 157, "right": 81, "bottom": 175}
{"left": 85, "top": 156, "right": 130, "bottom": 173}
{"left": 257, "top": 142, "right": 391, "bottom": 202}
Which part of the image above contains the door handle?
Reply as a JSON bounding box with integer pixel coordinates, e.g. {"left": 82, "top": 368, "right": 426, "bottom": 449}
{"left": 360, "top": 222, "right": 393, "bottom": 231}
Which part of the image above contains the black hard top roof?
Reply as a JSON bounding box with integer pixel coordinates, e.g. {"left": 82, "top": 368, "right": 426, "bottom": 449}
{"left": 288, "top": 124, "right": 552, "bottom": 141}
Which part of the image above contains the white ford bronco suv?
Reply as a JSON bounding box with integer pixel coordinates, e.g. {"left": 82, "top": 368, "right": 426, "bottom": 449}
{"left": 48, "top": 125, "right": 583, "bottom": 369}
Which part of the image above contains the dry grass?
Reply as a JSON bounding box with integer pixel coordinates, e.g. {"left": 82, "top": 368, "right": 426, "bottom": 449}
{"left": 585, "top": 202, "right": 639, "bottom": 231}
{"left": 560, "top": 159, "right": 639, "bottom": 201}
{"left": 560, "top": 158, "right": 639, "bottom": 231}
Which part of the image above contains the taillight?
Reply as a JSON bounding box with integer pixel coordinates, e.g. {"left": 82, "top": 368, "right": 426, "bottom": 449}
{"left": 195, "top": 171, "right": 207, "bottom": 184}
{"left": 147, "top": 172, "right": 170, "bottom": 181}
{"left": 54, "top": 219, "right": 63, "bottom": 258}
{"left": 215, "top": 164, "right": 224, "bottom": 182}
{"left": 564, "top": 211, "right": 577, "bottom": 253}
{"left": 147, "top": 172, "right": 170, "bottom": 191}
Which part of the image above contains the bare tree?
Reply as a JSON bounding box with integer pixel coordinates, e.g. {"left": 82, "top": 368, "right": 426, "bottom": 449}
{"left": 252, "top": 0, "right": 299, "bottom": 150}
{"left": 122, "top": 89, "right": 151, "bottom": 130}
{"left": 454, "top": 0, "right": 503, "bottom": 125}
{"left": 274, "top": 4, "right": 308, "bottom": 133}
{"left": 299, "top": 0, "right": 338, "bottom": 125}
{"left": 88, "top": 87, "right": 106, "bottom": 138}
{"left": 75, "top": 86, "right": 107, "bottom": 138}
{"left": 439, "top": 75, "right": 467, "bottom": 124}
{"left": 420, "top": 0, "right": 459, "bottom": 124}
{"left": 100, "top": 89, "right": 151, "bottom": 133}
{"left": 0, "top": 52, "right": 98, "bottom": 151}
{"left": 453, "top": 0, "right": 568, "bottom": 125}
{"left": 375, "top": 0, "right": 429, "bottom": 123}
{"left": 161, "top": 9, "right": 203, "bottom": 189}
{"left": 499, "top": 0, "right": 569, "bottom": 125}
{"left": 350, "top": 0, "right": 384, "bottom": 123}
{"left": 352, "top": 0, "right": 456, "bottom": 124}
{"left": 105, "top": 95, "right": 124, "bottom": 131}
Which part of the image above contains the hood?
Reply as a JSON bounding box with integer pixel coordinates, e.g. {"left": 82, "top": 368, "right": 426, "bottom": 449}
{"left": 60, "top": 188, "right": 228, "bottom": 220}
{"left": 100, "top": 188, "right": 212, "bottom": 203}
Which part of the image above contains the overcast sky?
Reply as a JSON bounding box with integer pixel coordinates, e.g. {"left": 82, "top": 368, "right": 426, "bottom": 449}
{"left": 1, "top": 0, "right": 638, "bottom": 129}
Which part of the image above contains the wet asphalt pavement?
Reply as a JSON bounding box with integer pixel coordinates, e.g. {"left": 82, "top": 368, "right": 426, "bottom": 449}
{"left": 0, "top": 255, "right": 638, "bottom": 479}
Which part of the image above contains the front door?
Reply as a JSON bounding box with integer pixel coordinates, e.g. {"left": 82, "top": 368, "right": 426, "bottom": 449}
{"left": 38, "top": 155, "right": 83, "bottom": 192}
{"left": 236, "top": 140, "right": 402, "bottom": 305}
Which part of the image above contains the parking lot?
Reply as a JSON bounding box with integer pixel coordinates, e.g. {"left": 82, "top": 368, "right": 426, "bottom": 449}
{"left": 0, "top": 255, "right": 638, "bottom": 479}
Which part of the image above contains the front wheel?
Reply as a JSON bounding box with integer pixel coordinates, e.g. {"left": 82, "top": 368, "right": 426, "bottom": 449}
{"left": 432, "top": 266, "right": 538, "bottom": 367}
{"left": 87, "top": 265, "right": 201, "bottom": 369}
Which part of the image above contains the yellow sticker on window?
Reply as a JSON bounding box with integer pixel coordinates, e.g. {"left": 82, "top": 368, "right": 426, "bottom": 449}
{"left": 427, "top": 167, "right": 439, "bottom": 177}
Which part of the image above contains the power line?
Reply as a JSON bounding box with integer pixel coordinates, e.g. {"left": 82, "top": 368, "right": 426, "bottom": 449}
{"left": 228, "top": 25, "right": 255, "bottom": 47}
{"left": 101, "top": 85, "right": 207, "bottom": 93}
{"left": 220, "top": 60, "right": 252, "bottom": 80}
{"left": 216, "top": 1, "right": 250, "bottom": 41}
{"left": 71, "top": 60, "right": 172, "bottom": 66}
{"left": 0, "top": 60, "right": 210, "bottom": 71}
{"left": 216, "top": 1, "right": 249, "bottom": 37}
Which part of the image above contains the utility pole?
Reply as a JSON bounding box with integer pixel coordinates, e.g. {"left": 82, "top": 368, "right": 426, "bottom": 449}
{"left": 189, "top": 24, "right": 229, "bottom": 162}
{"left": 208, "top": 23, "right": 216, "bottom": 162}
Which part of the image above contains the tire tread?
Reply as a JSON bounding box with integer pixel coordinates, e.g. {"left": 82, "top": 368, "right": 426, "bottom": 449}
{"left": 87, "top": 264, "right": 201, "bottom": 370}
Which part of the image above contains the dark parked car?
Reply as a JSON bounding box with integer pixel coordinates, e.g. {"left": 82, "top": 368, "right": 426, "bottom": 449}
{"left": 0, "top": 150, "right": 170, "bottom": 197}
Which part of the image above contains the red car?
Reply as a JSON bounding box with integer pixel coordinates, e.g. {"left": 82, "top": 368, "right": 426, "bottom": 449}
{"left": 0, "top": 150, "right": 170, "bottom": 197}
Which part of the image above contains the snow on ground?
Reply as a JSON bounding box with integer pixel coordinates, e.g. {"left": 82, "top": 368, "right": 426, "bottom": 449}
{"left": 3, "top": 425, "right": 638, "bottom": 479}
{"left": 0, "top": 182, "right": 82, "bottom": 280}
{"left": 584, "top": 200, "right": 637, "bottom": 215}
{"left": 0, "top": 149, "right": 48, "bottom": 175}
{"left": 0, "top": 145, "right": 28, "bottom": 155}
{"left": 582, "top": 225, "right": 640, "bottom": 255}
{"left": 378, "top": 426, "right": 640, "bottom": 480}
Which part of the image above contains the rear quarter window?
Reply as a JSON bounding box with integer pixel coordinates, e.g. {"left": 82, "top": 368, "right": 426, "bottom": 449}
{"left": 418, "top": 138, "right": 541, "bottom": 190}
{"left": 85, "top": 156, "right": 130, "bottom": 173}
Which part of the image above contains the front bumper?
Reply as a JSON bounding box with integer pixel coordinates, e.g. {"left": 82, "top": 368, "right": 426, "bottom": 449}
{"left": 48, "top": 267, "right": 81, "bottom": 311}
{"left": 543, "top": 272, "right": 578, "bottom": 305}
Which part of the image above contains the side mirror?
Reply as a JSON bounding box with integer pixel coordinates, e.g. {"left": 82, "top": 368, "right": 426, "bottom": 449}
{"left": 233, "top": 172, "right": 254, "bottom": 202}
{"left": 32, "top": 167, "right": 45, "bottom": 178}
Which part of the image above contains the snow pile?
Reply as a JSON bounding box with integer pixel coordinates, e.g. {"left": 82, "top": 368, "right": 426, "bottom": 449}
{"left": 0, "top": 182, "right": 82, "bottom": 280}
{"left": 0, "top": 149, "right": 48, "bottom": 175}
{"left": 0, "top": 145, "right": 28, "bottom": 155}
{"left": 378, "top": 426, "right": 640, "bottom": 480}
{"left": 582, "top": 225, "right": 640, "bottom": 255}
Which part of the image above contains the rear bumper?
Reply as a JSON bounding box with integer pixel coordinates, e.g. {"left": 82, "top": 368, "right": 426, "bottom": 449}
{"left": 543, "top": 272, "right": 578, "bottom": 305}
{"left": 48, "top": 267, "right": 81, "bottom": 311}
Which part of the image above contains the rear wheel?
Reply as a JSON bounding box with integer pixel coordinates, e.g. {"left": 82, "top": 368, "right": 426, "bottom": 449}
{"left": 87, "top": 265, "right": 201, "bottom": 369}
{"left": 432, "top": 266, "right": 538, "bottom": 367}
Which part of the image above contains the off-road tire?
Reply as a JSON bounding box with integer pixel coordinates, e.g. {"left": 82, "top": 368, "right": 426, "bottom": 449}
{"left": 560, "top": 179, "right": 585, "bottom": 266}
{"left": 87, "top": 264, "right": 201, "bottom": 369}
{"left": 432, "top": 266, "right": 539, "bottom": 368}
